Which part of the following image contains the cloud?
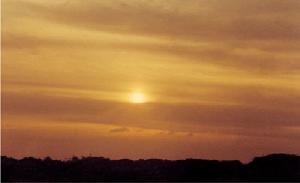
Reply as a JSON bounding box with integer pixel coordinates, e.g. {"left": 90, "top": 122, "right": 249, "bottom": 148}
{"left": 3, "top": 91, "right": 300, "bottom": 135}
{"left": 3, "top": 0, "right": 300, "bottom": 74}
{"left": 4, "top": 33, "right": 300, "bottom": 75}
{"left": 2, "top": 0, "right": 300, "bottom": 161}
{"left": 5, "top": 0, "right": 300, "bottom": 41}
{"left": 110, "top": 127, "right": 129, "bottom": 133}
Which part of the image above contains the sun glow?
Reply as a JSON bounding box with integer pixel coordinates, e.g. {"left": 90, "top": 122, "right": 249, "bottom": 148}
{"left": 129, "top": 92, "right": 146, "bottom": 104}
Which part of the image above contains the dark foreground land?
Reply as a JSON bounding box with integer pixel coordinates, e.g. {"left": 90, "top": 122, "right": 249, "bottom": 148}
{"left": 2, "top": 154, "right": 300, "bottom": 182}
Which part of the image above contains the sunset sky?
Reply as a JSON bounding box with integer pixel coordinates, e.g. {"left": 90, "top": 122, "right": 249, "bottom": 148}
{"left": 2, "top": 0, "right": 300, "bottom": 162}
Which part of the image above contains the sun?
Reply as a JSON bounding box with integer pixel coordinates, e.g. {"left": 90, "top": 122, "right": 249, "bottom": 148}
{"left": 129, "top": 92, "right": 146, "bottom": 104}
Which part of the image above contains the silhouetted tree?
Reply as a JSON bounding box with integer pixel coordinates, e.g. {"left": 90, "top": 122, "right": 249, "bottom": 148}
{"left": 1, "top": 154, "right": 300, "bottom": 181}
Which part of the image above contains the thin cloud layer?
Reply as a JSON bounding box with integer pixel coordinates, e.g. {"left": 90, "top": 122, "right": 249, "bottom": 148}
{"left": 3, "top": 0, "right": 300, "bottom": 72}
{"left": 2, "top": 0, "right": 300, "bottom": 160}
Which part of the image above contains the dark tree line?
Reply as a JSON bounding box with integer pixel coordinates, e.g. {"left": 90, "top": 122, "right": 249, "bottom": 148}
{"left": 2, "top": 154, "right": 300, "bottom": 181}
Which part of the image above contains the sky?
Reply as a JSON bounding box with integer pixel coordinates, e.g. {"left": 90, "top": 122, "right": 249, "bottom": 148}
{"left": 2, "top": 0, "right": 300, "bottom": 162}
